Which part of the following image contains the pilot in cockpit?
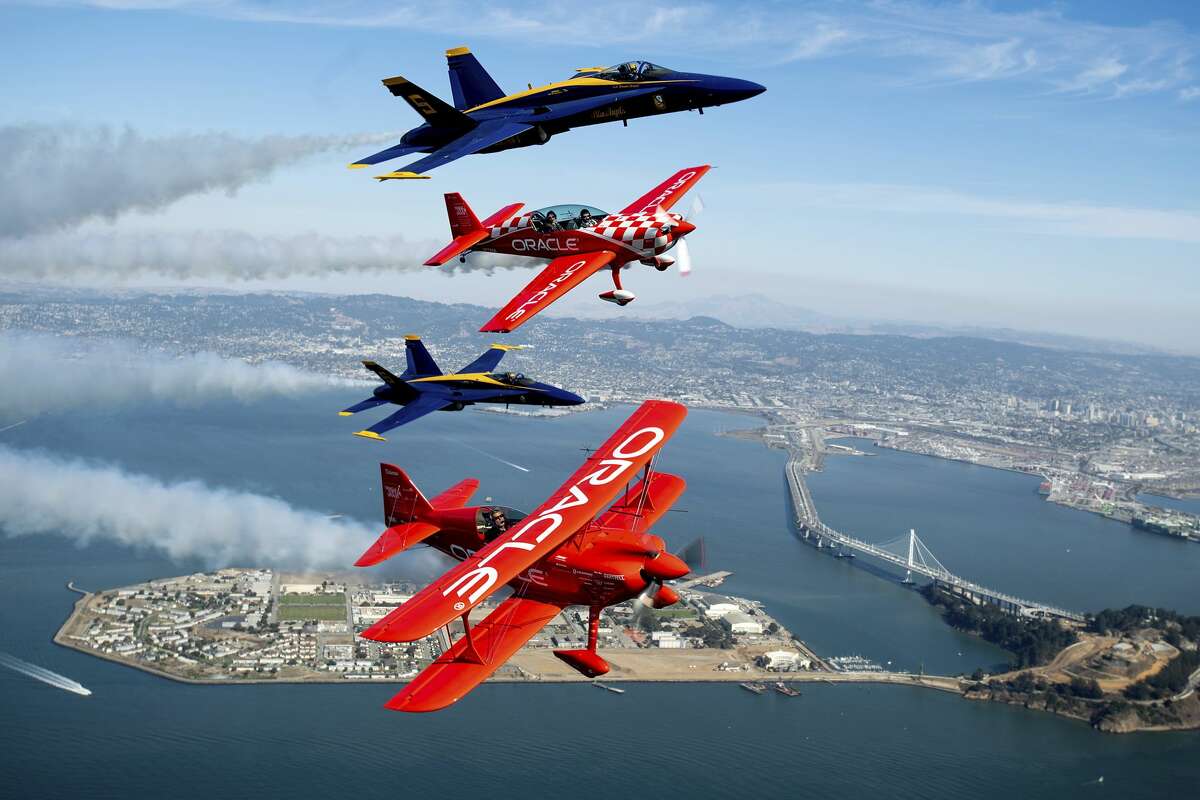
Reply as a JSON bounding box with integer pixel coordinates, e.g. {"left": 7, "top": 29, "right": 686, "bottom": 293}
{"left": 577, "top": 209, "right": 598, "bottom": 228}
{"left": 543, "top": 210, "right": 561, "bottom": 231}
{"left": 485, "top": 508, "right": 508, "bottom": 539}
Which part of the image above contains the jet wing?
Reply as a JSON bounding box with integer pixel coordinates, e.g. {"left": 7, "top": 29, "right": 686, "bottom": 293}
{"left": 353, "top": 394, "right": 453, "bottom": 441}
{"left": 383, "top": 595, "right": 567, "bottom": 712}
{"left": 361, "top": 399, "right": 688, "bottom": 642}
{"left": 349, "top": 141, "right": 428, "bottom": 168}
{"left": 479, "top": 250, "right": 616, "bottom": 333}
{"left": 339, "top": 397, "right": 390, "bottom": 416}
{"left": 374, "top": 119, "right": 533, "bottom": 180}
{"left": 618, "top": 165, "right": 711, "bottom": 215}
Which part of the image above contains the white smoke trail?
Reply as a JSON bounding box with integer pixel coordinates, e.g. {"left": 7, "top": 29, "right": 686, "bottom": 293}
{"left": 0, "top": 229, "right": 541, "bottom": 280}
{"left": 0, "top": 652, "right": 91, "bottom": 696}
{"left": 0, "top": 445, "right": 441, "bottom": 574}
{"left": 0, "top": 332, "right": 356, "bottom": 415}
{"left": 0, "top": 123, "right": 398, "bottom": 238}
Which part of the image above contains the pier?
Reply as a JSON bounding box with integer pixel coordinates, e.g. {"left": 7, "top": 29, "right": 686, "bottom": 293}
{"left": 786, "top": 458, "right": 1084, "bottom": 622}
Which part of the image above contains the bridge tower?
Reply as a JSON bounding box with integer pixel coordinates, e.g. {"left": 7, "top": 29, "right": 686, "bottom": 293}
{"left": 901, "top": 528, "right": 916, "bottom": 584}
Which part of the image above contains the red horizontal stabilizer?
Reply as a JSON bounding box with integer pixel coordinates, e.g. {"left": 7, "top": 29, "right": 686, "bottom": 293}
{"left": 595, "top": 472, "right": 685, "bottom": 534}
{"left": 479, "top": 250, "right": 615, "bottom": 333}
{"left": 431, "top": 478, "right": 480, "bottom": 509}
{"left": 362, "top": 399, "right": 688, "bottom": 643}
{"left": 424, "top": 229, "right": 489, "bottom": 266}
{"left": 355, "top": 521, "right": 439, "bottom": 567}
{"left": 383, "top": 595, "right": 565, "bottom": 712}
{"left": 479, "top": 202, "right": 524, "bottom": 228}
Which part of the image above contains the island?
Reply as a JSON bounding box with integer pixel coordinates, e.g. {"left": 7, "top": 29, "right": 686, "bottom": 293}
{"left": 55, "top": 568, "right": 960, "bottom": 694}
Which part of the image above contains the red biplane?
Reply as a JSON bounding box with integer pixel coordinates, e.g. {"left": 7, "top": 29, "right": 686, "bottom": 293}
{"left": 357, "top": 400, "right": 702, "bottom": 712}
{"left": 424, "top": 166, "right": 710, "bottom": 333}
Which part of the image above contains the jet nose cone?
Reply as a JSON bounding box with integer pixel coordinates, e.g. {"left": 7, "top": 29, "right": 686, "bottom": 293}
{"left": 730, "top": 78, "right": 766, "bottom": 101}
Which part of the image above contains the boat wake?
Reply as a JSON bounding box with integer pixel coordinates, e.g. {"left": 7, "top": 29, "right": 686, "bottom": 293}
{"left": 0, "top": 651, "right": 92, "bottom": 696}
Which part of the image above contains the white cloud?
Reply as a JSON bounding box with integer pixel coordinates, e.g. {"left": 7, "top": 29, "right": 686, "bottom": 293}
{"left": 783, "top": 181, "right": 1200, "bottom": 244}
{"left": 1181, "top": 86, "right": 1200, "bottom": 101}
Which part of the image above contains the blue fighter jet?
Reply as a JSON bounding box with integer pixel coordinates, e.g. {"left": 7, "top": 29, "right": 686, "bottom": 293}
{"left": 350, "top": 48, "right": 765, "bottom": 180}
{"left": 340, "top": 336, "right": 584, "bottom": 440}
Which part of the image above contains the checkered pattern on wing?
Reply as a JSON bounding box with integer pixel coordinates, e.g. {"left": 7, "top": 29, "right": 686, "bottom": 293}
{"left": 592, "top": 212, "right": 669, "bottom": 256}
{"left": 489, "top": 213, "right": 532, "bottom": 238}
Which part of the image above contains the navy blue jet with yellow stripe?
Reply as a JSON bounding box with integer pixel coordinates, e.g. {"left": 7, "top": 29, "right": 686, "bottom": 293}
{"left": 340, "top": 336, "right": 584, "bottom": 440}
{"left": 350, "top": 48, "right": 765, "bottom": 180}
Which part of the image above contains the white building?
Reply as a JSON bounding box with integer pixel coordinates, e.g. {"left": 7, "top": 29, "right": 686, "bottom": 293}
{"left": 759, "top": 650, "right": 811, "bottom": 671}
{"left": 705, "top": 602, "right": 740, "bottom": 619}
{"left": 725, "top": 611, "right": 763, "bottom": 635}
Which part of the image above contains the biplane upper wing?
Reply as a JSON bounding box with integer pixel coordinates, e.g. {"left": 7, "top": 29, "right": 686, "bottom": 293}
{"left": 383, "top": 594, "right": 567, "bottom": 712}
{"left": 361, "top": 399, "right": 687, "bottom": 643}
{"left": 479, "top": 250, "right": 616, "bottom": 333}
{"left": 617, "top": 165, "right": 711, "bottom": 215}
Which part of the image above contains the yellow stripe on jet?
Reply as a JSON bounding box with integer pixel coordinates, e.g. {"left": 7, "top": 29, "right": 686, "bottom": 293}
{"left": 463, "top": 78, "right": 695, "bottom": 113}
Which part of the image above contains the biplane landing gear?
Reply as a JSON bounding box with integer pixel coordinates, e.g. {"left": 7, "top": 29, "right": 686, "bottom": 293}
{"left": 553, "top": 605, "right": 610, "bottom": 677}
{"left": 599, "top": 264, "right": 636, "bottom": 306}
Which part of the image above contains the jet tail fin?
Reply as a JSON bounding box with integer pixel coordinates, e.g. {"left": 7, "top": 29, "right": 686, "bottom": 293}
{"left": 446, "top": 46, "right": 505, "bottom": 109}
{"left": 401, "top": 336, "right": 442, "bottom": 378}
{"left": 383, "top": 75, "right": 475, "bottom": 129}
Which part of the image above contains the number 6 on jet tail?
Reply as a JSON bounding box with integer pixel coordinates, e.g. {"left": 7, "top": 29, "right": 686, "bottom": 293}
{"left": 357, "top": 399, "right": 705, "bottom": 712}
{"left": 423, "top": 166, "right": 710, "bottom": 333}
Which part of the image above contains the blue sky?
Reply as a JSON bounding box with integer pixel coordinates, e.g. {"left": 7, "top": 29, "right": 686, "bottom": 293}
{"left": 1, "top": 1, "right": 1197, "bottom": 349}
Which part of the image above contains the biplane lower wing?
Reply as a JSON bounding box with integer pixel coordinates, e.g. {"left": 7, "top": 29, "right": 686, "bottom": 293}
{"left": 384, "top": 594, "right": 566, "bottom": 712}
{"left": 361, "top": 399, "right": 687, "bottom": 643}
{"left": 595, "top": 471, "right": 686, "bottom": 534}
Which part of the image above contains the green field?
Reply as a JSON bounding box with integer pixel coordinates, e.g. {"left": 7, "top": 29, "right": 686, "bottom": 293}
{"left": 279, "top": 593, "right": 345, "bottom": 606}
{"left": 278, "top": 605, "right": 347, "bottom": 621}
{"left": 277, "top": 592, "right": 346, "bottom": 621}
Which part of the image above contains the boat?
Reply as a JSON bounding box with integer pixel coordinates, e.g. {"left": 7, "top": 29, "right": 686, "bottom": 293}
{"left": 592, "top": 681, "right": 625, "bottom": 694}
{"left": 774, "top": 681, "right": 801, "bottom": 697}
{"left": 740, "top": 682, "right": 767, "bottom": 694}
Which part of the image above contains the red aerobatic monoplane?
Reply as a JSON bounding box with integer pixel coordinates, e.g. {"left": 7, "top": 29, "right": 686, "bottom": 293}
{"left": 424, "top": 166, "right": 710, "bottom": 333}
{"left": 357, "top": 399, "right": 703, "bottom": 712}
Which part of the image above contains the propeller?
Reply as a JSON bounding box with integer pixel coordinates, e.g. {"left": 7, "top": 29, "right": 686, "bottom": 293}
{"left": 673, "top": 195, "right": 703, "bottom": 277}
{"left": 674, "top": 237, "right": 693, "bottom": 277}
{"left": 635, "top": 536, "right": 707, "bottom": 609}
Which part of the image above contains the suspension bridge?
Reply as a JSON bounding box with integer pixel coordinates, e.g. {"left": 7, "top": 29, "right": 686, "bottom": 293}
{"left": 786, "top": 458, "right": 1085, "bottom": 622}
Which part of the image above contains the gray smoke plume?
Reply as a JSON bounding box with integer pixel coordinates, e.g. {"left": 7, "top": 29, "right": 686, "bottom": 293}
{"left": 0, "top": 332, "right": 355, "bottom": 415}
{"left": 0, "top": 123, "right": 397, "bottom": 238}
{"left": 0, "top": 229, "right": 539, "bottom": 280}
{"left": 0, "top": 444, "right": 419, "bottom": 572}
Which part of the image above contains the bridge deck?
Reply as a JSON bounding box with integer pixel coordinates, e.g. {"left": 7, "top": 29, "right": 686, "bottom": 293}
{"left": 786, "top": 459, "right": 1084, "bottom": 622}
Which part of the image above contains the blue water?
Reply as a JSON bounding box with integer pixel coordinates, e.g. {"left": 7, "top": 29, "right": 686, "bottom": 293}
{"left": 810, "top": 439, "right": 1200, "bottom": 615}
{"left": 1137, "top": 493, "right": 1200, "bottom": 516}
{"left": 2, "top": 398, "right": 1198, "bottom": 798}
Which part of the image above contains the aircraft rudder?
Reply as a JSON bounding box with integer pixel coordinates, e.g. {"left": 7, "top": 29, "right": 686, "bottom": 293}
{"left": 380, "top": 463, "right": 434, "bottom": 525}
{"left": 445, "top": 46, "right": 505, "bottom": 110}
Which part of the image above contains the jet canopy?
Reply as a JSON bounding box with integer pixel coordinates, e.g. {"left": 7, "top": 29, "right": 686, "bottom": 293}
{"left": 528, "top": 204, "right": 609, "bottom": 232}
{"left": 486, "top": 371, "right": 534, "bottom": 386}
{"left": 585, "top": 61, "right": 673, "bottom": 81}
